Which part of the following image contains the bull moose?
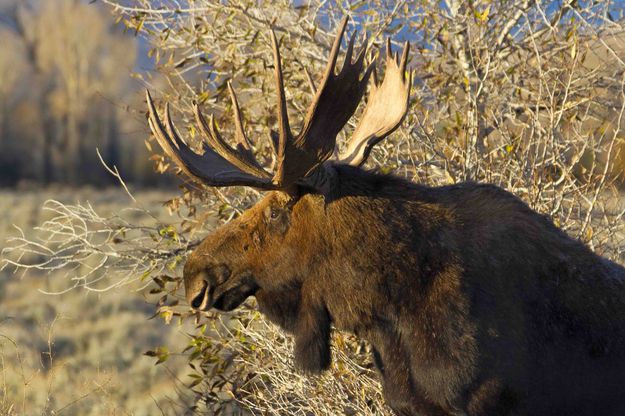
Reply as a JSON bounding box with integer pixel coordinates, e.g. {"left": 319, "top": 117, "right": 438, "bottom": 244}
{"left": 146, "top": 16, "right": 625, "bottom": 416}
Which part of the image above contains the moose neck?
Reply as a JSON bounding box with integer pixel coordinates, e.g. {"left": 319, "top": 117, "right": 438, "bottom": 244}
{"left": 295, "top": 165, "right": 445, "bottom": 332}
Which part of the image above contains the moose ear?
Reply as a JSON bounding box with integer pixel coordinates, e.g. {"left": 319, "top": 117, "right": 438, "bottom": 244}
{"left": 293, "top": 289, "right": 332, "bottom": 374}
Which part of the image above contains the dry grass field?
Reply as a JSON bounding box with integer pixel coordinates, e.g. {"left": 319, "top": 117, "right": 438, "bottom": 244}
{"left": 0, "top": 186, "right": 196, "bottom": 416}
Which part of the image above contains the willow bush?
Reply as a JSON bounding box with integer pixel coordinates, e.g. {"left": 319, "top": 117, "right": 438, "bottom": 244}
{"left": 4, "top": 0, "right": 625, "bottom": 414}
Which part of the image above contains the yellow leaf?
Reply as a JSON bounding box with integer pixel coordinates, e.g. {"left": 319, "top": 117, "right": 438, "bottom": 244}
{"left": 475, "top": 5, "right": 490, "bottom": 23}
{"left": 160, "top": 310, "right": 173, "bottom": 325}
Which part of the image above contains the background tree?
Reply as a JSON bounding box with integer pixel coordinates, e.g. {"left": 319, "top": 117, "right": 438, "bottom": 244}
{"left": 0, "top": 0, "right": 160, "bottom": 185}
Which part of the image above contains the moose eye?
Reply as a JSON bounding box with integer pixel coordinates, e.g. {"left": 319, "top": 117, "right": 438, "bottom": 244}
{"left": 264, "top": 205, "right": 290, "bottom": 235}
{"left": 269, "top": 208, "right": 280, "bottom": 220}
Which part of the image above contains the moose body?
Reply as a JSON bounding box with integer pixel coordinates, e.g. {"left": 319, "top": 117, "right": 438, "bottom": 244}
{"left": 183, "top": 165, "right": 625, "bottom": 416}
{"left": 146, "top": 16, "right": 625, "bottom": 416}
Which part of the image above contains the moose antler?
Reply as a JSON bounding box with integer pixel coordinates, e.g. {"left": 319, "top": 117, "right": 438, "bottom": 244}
{"left": 339, "top": 39, "right": 412, "bottom": 167}
{"left": 146, "top": 90, "right": 275, "bottom": 188}
{"left": 146, "top": 16, "right": 411, "bottom": 191}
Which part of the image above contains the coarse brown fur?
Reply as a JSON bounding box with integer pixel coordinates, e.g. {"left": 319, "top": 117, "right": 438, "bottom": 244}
{"left": 183, "top": 163, "right": 625, "bottom": 416}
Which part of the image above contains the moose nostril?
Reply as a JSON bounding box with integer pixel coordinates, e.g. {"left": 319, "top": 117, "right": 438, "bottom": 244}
{"left": 191, "top": 280, "right": 209, "bottom": 309}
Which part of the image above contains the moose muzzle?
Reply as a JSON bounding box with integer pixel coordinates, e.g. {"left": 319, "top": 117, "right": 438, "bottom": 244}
{"left": 185, "top": 265, "right": 258, "bottom": 312}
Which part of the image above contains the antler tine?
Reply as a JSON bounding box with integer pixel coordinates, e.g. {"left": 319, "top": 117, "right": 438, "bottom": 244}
{"left": 146, "top": 90, "right": 275, "bottom": 189}
{"left": 338, "top": 39, "right": 412, "bottom": 167}
{"left": 270, "top": 29, "right": 292, "bottom": 166}
{"left": 226, "top": 82, "right": 271, "bottom": 173}
{"left": 146, "top": 92, "right": 187, "bottom": 172}
{"left": 325, "top": 16, "right": 350, "bottom": 78}
{"left": 344, "top": 31, "right": 357, "bottom": 68}
{"left": 399, "top": 40, "right": 410, "bottom": 74}
{"left": 193, "top": 94, "right": 270, "bottom": 179}
{"left": 385, "top": 38, "right": 395, "bottom": 63}
{"left": 227, "top": 81, "right": 254, "bottom": 151}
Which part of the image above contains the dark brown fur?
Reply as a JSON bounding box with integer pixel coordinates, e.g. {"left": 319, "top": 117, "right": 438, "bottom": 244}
{"left": 183, "top": 164, "right": 625, "bottom": 415}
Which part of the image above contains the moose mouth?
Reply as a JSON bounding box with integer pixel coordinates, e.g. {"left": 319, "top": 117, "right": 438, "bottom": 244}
{"left": 190, "top": 272, "right": 258, "bottom": 312}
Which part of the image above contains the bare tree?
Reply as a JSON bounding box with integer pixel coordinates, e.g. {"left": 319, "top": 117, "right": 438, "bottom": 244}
{"left": 0, "top": 0, "right": 146, "bottom": 185}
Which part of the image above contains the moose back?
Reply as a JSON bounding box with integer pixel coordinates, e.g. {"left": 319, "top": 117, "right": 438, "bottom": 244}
{"left": 146, "top": 17, "right": 625, "bottom": 416}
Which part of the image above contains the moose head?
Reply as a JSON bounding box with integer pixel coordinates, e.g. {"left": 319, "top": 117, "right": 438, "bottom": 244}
{"left": 146, "top": 16, "right": 410, "bottom": 322}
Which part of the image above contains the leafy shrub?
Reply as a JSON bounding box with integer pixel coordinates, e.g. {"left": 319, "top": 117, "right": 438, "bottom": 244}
{"left": 4, "top": 1, "right": 625, "bottom": 414}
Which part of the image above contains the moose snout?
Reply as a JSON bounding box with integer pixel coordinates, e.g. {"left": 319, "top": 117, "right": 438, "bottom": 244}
{"left": 185, "top": 265, "right": 231, "bottom": 310}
